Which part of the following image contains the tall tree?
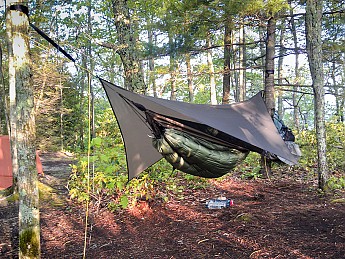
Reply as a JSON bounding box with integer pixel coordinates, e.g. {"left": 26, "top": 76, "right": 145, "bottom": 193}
{"left": 277, "top": 19, "right": 285, "bottom": 117}
{"left": 111, "top": 0, "right": 146, "bottom": 93}
{"left": 238, "top": 21, "right": 246, "bottom": 102}
{"left": 147, "top": 25, "right": 158, "bottom": 98}
{"left": 261, "top": 17, "right": 276, "bottom": 176}
{"left": 6, "top": 0, "right": 41, "bottom": 257}
{"left": 206, "top": 32, "right": 217, "bottom": 105}
{"left": 168, "top": 32, "right": 178, "bottom": 100}
{"left": 289, "top": 1, "right": 301, "bottom": 131}
{"left": 264, "top": 17, "right": 276, "bottom": 118}
{"left": 305, "top": 0, "right": 328, "bottom": 190}
{"left": 222, "top": 19, "right": 232, "bottom": 104}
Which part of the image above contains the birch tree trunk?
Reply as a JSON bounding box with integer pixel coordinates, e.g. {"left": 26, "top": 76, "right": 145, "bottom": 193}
{"left": 305, "top": 0, "right": 328, "bottom": 190}
{"left": 6, "top": 1, "right": 41, "bottom": 257}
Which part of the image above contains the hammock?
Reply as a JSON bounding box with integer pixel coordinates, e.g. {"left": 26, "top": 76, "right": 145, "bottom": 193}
{"left": 100, "top": 78, "right": 299, "bottom": 180}
{"left": 142, "top": 109, "right": 248, "bottom": 178}
{"left": 153, "top": 128, "right": 248, "bottom": 178}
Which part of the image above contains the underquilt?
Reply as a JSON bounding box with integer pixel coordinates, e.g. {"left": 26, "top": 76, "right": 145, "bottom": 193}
{"left": 152, "top": 128, "right": 249, "bottom": 178}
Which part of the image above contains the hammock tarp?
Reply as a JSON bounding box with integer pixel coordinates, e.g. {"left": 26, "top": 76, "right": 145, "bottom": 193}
{"left": 100, "top": 78, "right": 299, "bottom": 180}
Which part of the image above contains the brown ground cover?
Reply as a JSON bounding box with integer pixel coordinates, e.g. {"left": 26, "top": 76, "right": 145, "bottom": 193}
{"left": 1, "top": 152, "right": 344, "bottom": 259}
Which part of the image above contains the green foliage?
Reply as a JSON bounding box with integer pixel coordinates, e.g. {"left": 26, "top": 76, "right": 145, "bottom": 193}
{"left": 241, "top": 167, "right": 262, "bottom": 180}
{"left": 295, "top": 129, "right": 317, "bottom": 169}
{"left": 327, "top": 176, "right": 345, "bottom": 190}
{"left": 68, "top": 136, "right": 126, "bottom": 205}
{"left": 238, "top": 153, "right": 262, "bottom": 180}
{"left": 291, "top": 121, "right": 345, "bottom": 192}
{"left": 68, "top": 133, "right": 211, "bottom": 210}
{"left": 296, "top": 121, "right": 345, "bottom": 173}
{"left": 325, "top": 121, "right": 345, "bottom": 172}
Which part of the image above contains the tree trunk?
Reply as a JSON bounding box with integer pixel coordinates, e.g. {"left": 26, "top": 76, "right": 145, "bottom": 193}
{"left": 6, "top": 1, "right": 41, "bottom": 257}
{"left": 0, "top": 44, "right": 9, "bottom": 135}
{"left": 186, "top": 53, "right": 194, "bottom": 102}
{"left": 168, "top": 33, "right": 177, "bottom": 100}
{"left": 207, "top": 33, "right": 217, "bottom": 105}
{"left": 265, "top": 17, "right": 276, "bottom": 117}
{"left": 277, "top": 20, "right": 285, "bottom": 118}
{"left": 333, "top": 52, "right": 343, "bottom": 122}
{"left": 6, "top": 2, "right": 18, "bottom": 189}
{"left": 238, "top": 21, "right": 246, "bottom": 102}
{"left": 147, "top": 27, "right": 157, "bottom": 98}
{"left": 262, "top": 17, "right": 276, "bottom": 176}
{"left": 258, "top": 26, "right": 266, "bottom": 88}
{"left": 338, "top": 61, "right": 345, "bottom": 123}
{"left": 222, "top": 20, "right": 232, "bottom": 104}
{"left": 340, "top": 65, "right": 345, "bottom": 122}
{"left": 290, "top": 3, "right": 300, "bottom": 131}
{"left": 111, "top": 0, "right": 146, "bottom": 93}
{"left": 79, "top": 55, "right": 87, "bottom": 151}
{"left": 305, "top": 0, "right": 328, "bottom": 190}
{"left": 86, "top": 1, "right": 95, "bottom": 140}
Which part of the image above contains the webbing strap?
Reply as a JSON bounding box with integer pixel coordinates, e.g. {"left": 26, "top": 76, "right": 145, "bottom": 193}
{"left": 29, "top": 23, "right": 76, "bottom": 63}
{"left": 9, "top": 3, "right": 76, "bottom": 63}
{"left": 9, "top": 4, "right": 29, "bottom": 15}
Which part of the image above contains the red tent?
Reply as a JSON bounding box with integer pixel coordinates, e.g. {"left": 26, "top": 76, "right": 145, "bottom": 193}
{"left": 0, "top": 136, "right": 43, "bottom": 190}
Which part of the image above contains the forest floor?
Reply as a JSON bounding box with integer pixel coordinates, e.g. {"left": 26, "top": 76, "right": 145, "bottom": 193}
{"left": 1, "top": 152, "right": 345, "bottom": 259}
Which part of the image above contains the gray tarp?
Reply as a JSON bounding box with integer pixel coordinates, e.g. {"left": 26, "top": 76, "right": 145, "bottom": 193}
{"left": 100, "top": 78, "right": 298, "bottom": 180}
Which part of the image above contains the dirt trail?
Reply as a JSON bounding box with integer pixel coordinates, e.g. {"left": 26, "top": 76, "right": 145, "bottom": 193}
{"left": 39, "top": 152, "right": 74, "bottom": 196}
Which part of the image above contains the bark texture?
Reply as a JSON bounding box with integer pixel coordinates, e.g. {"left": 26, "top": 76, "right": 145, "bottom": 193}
{"left": 264, "top": 17, "right": 276, "bottom": 117}
{"left": 262, "top": 17, "right": 276, "bottom": 176}
{"left": 222, "top": 20, "right": 232, "bottom": 104}
{"left": 111, "top": 0, "right": 146, "bottom": 93}
{"left": 277, "top": 20, "right": 285, "bottom": 117}
{"left": 0, "top": 44, "right": 9, "bottom": 135}
{"left": 7, "top": 1, "right": 41, "bottom": 258}
{"left": 290, "top": 3, "right": 300, "bottom": 131}
{"left": 305, "top": 0, "right": 328, "bottom": 190}
{"left": 238, "top": 22, "right": 246, "bottom": 102}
